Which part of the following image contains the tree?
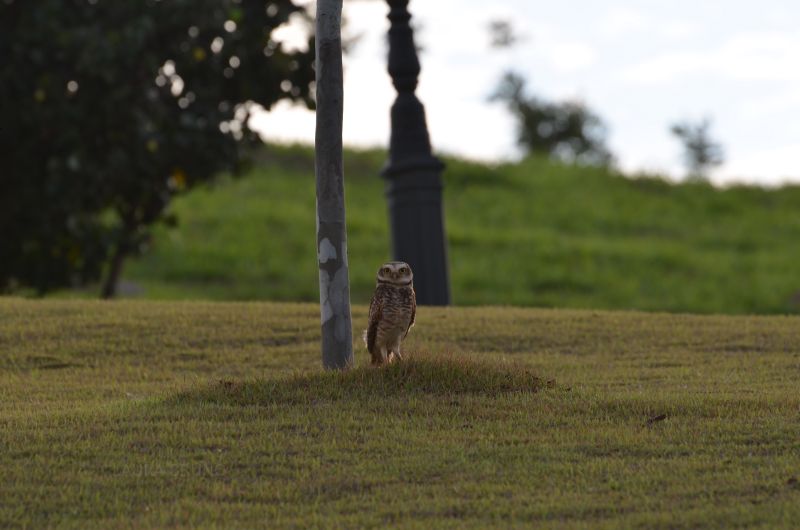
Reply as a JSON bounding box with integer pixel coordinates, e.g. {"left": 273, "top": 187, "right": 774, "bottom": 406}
{"left": 315, "top": 0, "right": 353, "bottom": 370}
{"left": 0, "top": 0, "right": 315, "bottom": 297}
{"left": 487, "top": 19, "right": 519, "bottom": 49}
{"left": 670, "top": 119, "right": 724, "bottom": 182}
{"left": 491, "top": 72, "right": 613, "bottom": 166}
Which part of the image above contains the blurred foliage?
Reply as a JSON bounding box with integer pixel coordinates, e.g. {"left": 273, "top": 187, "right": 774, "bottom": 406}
{"left": 671, "top": 118, "right": 725, "bottom": 182}
{"left": 492, "top": 71, "right": 613, "bottom": 167}
{"left": 0, "top": 0, "right": 314, "bottom": 296}
{"left": 487, "top": 19, "right": 519, "bottom": 49}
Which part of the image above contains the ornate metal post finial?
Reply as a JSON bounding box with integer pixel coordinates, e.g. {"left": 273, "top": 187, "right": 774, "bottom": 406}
{"left": 382, "top": 0, "right": 450, "bottom": 306}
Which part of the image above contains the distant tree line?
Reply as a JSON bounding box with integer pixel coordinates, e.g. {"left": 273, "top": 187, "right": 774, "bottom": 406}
{"left": 0, "top": 0, "right": 314, "bottom": 297}
{"left": 491, "top": 71, "right": 613, "bottom": 167}
{"left": 488, "top": 19, "right": 725, "bottom": 179}
{"left": 487, "top": 20, "right": 613, "bottom": 167}
{"left": 670, "top": 119, "right": 724, "bottom": 181}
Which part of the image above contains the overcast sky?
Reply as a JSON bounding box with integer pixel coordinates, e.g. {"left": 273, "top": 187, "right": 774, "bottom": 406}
{"left": 251, "top": 0, "right": 800, "bottom": 186}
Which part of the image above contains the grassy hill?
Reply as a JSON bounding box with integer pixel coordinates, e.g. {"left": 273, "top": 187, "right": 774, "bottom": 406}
{"left": 2, "top": 299, "right": 799, "bottom": 528}
{"left": 120, "top": 144, "right": 800, "bottom": 314}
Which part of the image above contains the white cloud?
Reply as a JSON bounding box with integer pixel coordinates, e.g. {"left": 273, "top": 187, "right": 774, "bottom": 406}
{"left": 659, "top": 20, "right": 698, "bottom": 40}
{"left": 597, "top": 7, "right": 696, "bottom": 42}
{"left": 623, "top": 30, "right": 800, "bottom": 84}
{"left": 739, "top": 89, "right": 800, "bottom": 120}
{"left": 426, "top": 98, "right": 517, "bottom": 161}
{"left": 717, "top": 142, "right": 800, "bottom": 186}
{"left": 547, "top": 41, "right": 598, "bottom": 73}
{"left": 598, "top": 7, "right": 649, "bottom": 37}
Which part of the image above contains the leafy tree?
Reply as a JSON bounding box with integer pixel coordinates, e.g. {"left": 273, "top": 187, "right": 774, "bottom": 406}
{"left": 670, "top": 119, "right": 724, "bottom": 182}
{"left": 0, "top": 0, "right": 315, "bottom": 297}
{"left": 487, "top": 19, "right": 519, "bottom": 49}
{"left": 491, "top": 71, "right": 613, "bottom": 166}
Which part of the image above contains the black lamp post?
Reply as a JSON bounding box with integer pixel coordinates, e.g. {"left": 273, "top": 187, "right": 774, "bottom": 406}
{"left": 382, "top": 0, "right": 450, "bottom": 306}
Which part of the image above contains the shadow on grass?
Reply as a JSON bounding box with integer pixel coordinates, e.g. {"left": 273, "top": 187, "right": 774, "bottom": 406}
{"left": 171, "top": 353, "right": 546, "bottom": 407}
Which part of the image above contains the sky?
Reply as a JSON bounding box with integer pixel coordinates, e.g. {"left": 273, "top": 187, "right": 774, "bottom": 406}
{"left": 251, "top": 0, "right": 800, "bottom": 186}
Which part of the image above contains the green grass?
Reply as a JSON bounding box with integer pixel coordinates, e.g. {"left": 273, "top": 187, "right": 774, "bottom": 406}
{"left": 2, "top": 299, "right": 799, "bottom": 528}
{"left": 117, "top": 144, "right": 800, "bottom": 314}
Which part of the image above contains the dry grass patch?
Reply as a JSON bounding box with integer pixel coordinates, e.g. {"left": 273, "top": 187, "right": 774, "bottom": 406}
{"left": 178, "top": 353, "right": 546, "bottom": 407}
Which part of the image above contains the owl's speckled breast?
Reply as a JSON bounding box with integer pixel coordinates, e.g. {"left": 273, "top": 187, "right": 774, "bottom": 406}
{"left": 374, "top": 284, "right": 415, "bottom": 343}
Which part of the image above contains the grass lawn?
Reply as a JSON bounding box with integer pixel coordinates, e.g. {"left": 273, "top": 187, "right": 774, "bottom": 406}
{"left": 116, "top": 144, "right": 800, "bottom": 315}
{"left": 1, "top": 298, "right": 799, "bottom": 528}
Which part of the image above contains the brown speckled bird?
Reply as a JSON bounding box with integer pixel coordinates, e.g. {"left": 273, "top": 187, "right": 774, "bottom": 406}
{"left": 363, "top": 261, "right": 416, "bottom": 365}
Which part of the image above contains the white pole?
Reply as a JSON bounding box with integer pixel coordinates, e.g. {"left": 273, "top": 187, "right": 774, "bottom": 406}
{"left": 315, "top": 0, "right": 354, "bottom": 369}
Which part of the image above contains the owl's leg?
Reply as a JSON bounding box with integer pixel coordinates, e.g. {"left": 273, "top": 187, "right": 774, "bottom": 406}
{"left": 379, "top": 346, "right": 389, "bottom": 365}
{"left": 370, "top": 349, "right": 382, "bottom": 366}
{"left": 371, "top": 346, "right": 387, "bottom": 366}
{"left": 387, "top": 342, "right": 402, "bottom": 364}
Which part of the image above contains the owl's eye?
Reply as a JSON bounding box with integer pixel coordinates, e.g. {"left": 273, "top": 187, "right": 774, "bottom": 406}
{"left": 399, "top": 267, "right": 407, "bottom": 274}
{"left": 381, "top": 267, "right": 390, "bottom": 275}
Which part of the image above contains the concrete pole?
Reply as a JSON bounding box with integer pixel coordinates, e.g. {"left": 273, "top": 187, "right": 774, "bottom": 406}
{"left": 315, "top": 0, "right": 354, "bottom": 369}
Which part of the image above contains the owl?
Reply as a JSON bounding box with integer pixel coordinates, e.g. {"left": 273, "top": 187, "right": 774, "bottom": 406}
{"left": 363, "top": 261, "right": 416, "bottom": 365}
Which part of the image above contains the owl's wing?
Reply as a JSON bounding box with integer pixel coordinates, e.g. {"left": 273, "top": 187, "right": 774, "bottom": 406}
{"left": 404, "top": 286, "right": 416, "bottom": 339}
{"left": 366, "top": 291, "right": 382, "bottom": 354}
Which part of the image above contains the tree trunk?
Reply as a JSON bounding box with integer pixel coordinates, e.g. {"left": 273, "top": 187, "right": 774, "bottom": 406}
{"left": 315, "top": 0, "right": 354, "bottom": 369}
{"left": 100, "top": 242, "right": 127, "bottom": 299}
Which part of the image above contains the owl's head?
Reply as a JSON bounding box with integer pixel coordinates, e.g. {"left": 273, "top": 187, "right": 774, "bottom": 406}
{"left": 376, "top": 261, "right": 413, "bottom": 286}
